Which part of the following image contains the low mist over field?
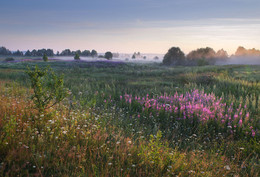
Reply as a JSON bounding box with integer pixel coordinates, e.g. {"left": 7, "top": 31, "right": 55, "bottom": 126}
{"left": 217, "top": 56, "right": 260, "bottom": 65}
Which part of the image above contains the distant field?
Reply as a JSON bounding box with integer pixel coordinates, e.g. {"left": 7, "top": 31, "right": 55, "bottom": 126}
{"left": 0, "top": 60, "right": 259, "bottom": 176}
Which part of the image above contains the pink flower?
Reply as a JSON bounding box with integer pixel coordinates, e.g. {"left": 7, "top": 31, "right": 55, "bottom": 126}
{"left": 238, "top": 119, "right": 242, "bottom": 127}
{"left": 252, "top": 129, "right": 255, "bottom": 137}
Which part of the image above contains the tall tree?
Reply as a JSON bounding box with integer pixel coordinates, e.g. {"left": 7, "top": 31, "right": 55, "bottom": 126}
{"left": 216, "top": 49, "right": 228, "bottom": 59}
{"left": 163, "top": 47, "right": 186, "bottom": 65}
{"left": 25, "top": 50, "right": 32, "bottom": 56}
{"left": 235, "top": 46, "right": 247, "bottom": 56}
{"left": 60, "top": 49, "right": 71, "bottom": 56}
{"left": 91, "top": 50, "right": 97, "bottom": 57}
{"left": 82, "top": 50, "right": 91, "bottom": 56}
{"left": 187, "top": 47, "right": 216, "bottom": 60}
{"left": 13, "top": 50, "right": 23, "bottom": 56}
{"left": 0, "top": 46, "right": 12, "bottom": 55}
{"left": 105, "top": 51, "right": 113, "bottom": 60}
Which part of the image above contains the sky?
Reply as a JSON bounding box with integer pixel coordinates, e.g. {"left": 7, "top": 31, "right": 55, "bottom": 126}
{"left": 0, "top": 0, "right": 260, "bottom": 55}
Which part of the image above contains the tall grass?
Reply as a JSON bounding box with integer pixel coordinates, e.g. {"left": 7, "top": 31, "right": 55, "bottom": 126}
{"left": 0, "top": 60, "right": 259, "bottom": 176}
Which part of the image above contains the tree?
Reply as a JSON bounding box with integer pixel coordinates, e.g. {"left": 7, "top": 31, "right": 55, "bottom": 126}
{"left": 163, "top": 47, "right": 185, "bottom": 65}
{"left": 31, "top": 49, "right": 37, "bottom": 56}
{"left": 60, "top": 49, "right": 71, "bottom": 56}
{"left": 37, "top": 49, "right": 45, "bottom": 56}
{"left": 187, "top": 47, "right": 216, "bottom": 60}
{"left": 0, "top": 46, "right": 12, "bottom": 55}
{"left": 91, "top": 50, "right": 97, "bottom": 57}
{"left": 74, "top": 53, "right": 80, "bottom": 60}
{"left": 13, "top": 50, "right": 23, "bottom": 56}
{"left": 216, "top": 49, "right": 228, "bottom": 59}
{"left": 132, "top": 54, "right": 136, "bottom": 59}
{"left": 76, "top": 50, "right": 81, "bottom": 55}
{"left": 25, "top": 50, "right": 32, "bottom": 56}
{"left": 43, "top": 53, "right": 48, "bottom": 62}
{"left": 82, "top": 50, "right": 91, "bottom": 56}
{"left": 186, "top": 47, "right": 216, "bottom": 65}
{"left": 235, "top": 46, "right": 260, "bottom": 57}
{"left": 235, "top": 46, "right": 247, "bottom": 56}
{"left": 46, "top": 49, "right": 54, "bottom": 56}
{"left": 105, "top": 51, "right": 113, "bottom": 60}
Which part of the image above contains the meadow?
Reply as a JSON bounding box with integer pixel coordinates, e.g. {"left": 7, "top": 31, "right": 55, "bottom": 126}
{"left": 0, "top": 60, "right": 259, "bottom": 176}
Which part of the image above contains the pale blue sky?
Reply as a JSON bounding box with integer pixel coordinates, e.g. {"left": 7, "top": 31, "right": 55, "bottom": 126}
{"left": 0, "top": 0, "right": 260, "bottom": 54}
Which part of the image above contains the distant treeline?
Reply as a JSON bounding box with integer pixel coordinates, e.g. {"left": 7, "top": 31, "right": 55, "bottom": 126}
{"left": 0, "top": 47, "right": 98, "bottom": 57}
{"left": 58, "top": 49, "right": 98, "bottom": 57}
{"left": 163, "top": 46, "right": 260, "bottom": 66}
{"left": 233, "top": 46, "right": 260, "bottom": 57}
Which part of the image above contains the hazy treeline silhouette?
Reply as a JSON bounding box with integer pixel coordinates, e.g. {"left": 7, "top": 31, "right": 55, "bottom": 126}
{"left": 0, "top": 47, "right": 55, "bottom": 57}
{"left": 234, "top": 46, "right": 260, "bottom": 57}
{"left": 58, "top": 49, "right": 98, "bottom": 57}
{"left": 163, "top": 46, "right": 260, "bottom": 66}
{"left": 0, "top": 46, "right": 98, "bottom": 57}
{"left": 1, "top": 45, "right": 259, "bottom": 65}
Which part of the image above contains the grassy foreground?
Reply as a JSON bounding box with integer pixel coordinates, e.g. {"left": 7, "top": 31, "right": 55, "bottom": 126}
{"left": 0, "top": 60, "right": 259, "bottom": 176}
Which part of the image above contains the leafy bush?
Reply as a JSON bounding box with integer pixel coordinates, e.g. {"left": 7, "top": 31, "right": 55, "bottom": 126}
{"left": 74, "top": 53, "right": 80, "bottom": 60}
{"left": 4, "top": 57, "right": 15, "bottom": 62}
{"left": 195, "top": 74, "right": 215, "bottom": 85}
{"left": 43, "top": 53, "right": 48, "bottom": 62}
{"left": 26, "top": 65, "right": 68, "bottom": 114}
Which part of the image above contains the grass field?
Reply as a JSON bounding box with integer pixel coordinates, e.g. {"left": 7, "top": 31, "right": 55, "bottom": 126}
{"left": 0, "top": 60, "right": 259, "bottom": 176}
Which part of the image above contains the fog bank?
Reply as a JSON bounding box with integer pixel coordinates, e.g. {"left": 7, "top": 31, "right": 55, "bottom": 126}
{"left": 216, "top": 56, "right": 260, "bottom": 65}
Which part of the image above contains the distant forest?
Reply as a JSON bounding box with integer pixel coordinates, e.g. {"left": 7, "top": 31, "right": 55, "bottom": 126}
{"left": 1, "top": 45, "right": 260, "bottom": 66}
{"left": 0, "top": 47, "right": 98, "bottom": 57}
{"left": 1, "top": 46, "right": 260, "bottom": 58}
{"left": 162, "top": 46, "right": 260, "bottom": 66}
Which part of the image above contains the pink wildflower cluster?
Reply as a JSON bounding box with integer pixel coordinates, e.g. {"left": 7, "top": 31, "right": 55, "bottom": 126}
{"left": 122, "top": 89, "right": 256, "bottom": 137}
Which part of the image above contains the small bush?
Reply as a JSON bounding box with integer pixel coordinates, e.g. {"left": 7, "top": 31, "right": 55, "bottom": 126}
{"left": 74, "top": 53, "right": 80, "bottom": 60}
{"left": 26, "top": 65, "right": 68, "bottom": 114}
{"left": 4, "top": 57, "right": 15, "bottom": 62}
{"left": 195, "top": 74, "right": 215, "bottom": 85}
{"left": 43, "top": 53, "right": 48, "bottom": 62}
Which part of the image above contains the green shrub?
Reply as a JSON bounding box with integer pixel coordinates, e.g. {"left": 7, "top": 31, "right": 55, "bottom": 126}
{"left": 43, "top": 53, "right": 48, "bottom": 62}
{"left": 74, "top": 53, "right": 80, "bottom": 60}
{"left": 26, "top": 65, "right": 68, "bottom": 114}
{"left": 4, "top": 57, "right": 15, "bottom": 62}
